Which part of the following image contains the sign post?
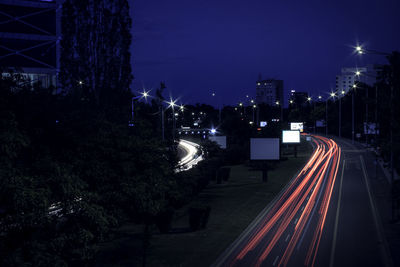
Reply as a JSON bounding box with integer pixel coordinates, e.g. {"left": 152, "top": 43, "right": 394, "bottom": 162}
{"left": 250, "top": 138, "right": 280, "bottom": 182}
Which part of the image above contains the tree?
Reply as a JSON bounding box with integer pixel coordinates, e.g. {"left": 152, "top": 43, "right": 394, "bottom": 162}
{"left": 59, "top": 0, "right": 133, "bottom": 107}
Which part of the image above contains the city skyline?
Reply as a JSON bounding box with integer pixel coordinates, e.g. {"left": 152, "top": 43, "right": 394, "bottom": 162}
{"left": 131, "top": 0, "right": 400, "bottom": 106}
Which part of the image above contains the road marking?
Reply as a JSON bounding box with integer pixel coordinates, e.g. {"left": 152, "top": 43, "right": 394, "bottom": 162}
{"left": 273, "top": 256, "right": 280, "bottom": 266}
{"left": 360, "top": 156, "right": 393, "bottom": 267}
{"left": 294, "top": 218, "right": 298, "bottom": 225}
{"left": 301, "top": 206, "right": 305, "bottom": 211}
{"left": 329, "top": 159, "right": 345, "bottom": 267}
{"left": 285, "top": 234, "right": 291, "bottom": 242}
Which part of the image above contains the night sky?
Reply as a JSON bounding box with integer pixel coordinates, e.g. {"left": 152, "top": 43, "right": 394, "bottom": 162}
{"left": 130, "top": 0, "right": 400, "bottom": 107}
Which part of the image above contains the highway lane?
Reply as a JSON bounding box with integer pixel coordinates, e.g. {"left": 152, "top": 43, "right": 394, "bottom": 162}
{"left": 214, "top": 135, "right": 342, "bottom": 266}
{"left": 316, "top": 137, "right": 392, "bottom": 267}
{"left": 176, "top": 139, "right": 204, "bottom": 172}
{"left": 214, "top": 134, "right": 392, "bottom": 267}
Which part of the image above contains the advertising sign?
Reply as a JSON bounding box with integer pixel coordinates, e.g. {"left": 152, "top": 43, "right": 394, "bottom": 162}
{"left": 282, "top": 130, "right": 300, "bottom": 144}
{"left": 290, "top": 122, "right": 304, "bottom": 132}
{"left": 260, "top": 121, "right": 267, "bottom": 127}
{"left": 250, "top": 138, "right": 280, "bottom": 160}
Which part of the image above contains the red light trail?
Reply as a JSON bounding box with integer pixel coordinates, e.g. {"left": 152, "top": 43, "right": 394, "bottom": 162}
{"left": 221, "top": 135, "right": 341, "bottom": 267}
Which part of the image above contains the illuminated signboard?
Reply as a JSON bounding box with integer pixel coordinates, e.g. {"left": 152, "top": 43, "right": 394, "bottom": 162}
{"left": 282, "top": 130, "right": 300, "bottom": 144}
{"left": 290, "top": 122, "right": 304, "bottom": 132}
{"left": 260, "top": 121, "right": 267, "bottom": 127}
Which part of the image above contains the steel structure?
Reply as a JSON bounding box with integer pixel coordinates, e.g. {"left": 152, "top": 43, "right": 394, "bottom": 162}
{"left": 0, "top": 0, "right": 61, "bottom": 88}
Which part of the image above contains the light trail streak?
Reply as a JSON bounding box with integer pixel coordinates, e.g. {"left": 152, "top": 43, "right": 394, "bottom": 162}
{"left": 225, "top": 135, "right": 342, "bottom": 267}
{"left": 176, "top": 139, "right": 204, "bottom": 172}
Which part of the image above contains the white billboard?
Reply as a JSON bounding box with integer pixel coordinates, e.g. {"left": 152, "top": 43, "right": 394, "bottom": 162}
{"left": 250, "top": 138, "right": 280, "bottom": 160}
{"left": 282, "top": 130, "right": 300, "bottom": 144}
{"left": 260, "top": 121, "right": 267, "bottom": 127}
{"left": 290, "top": 122, "right": 304, "bottom": 132}
{"left": 208, "top": 136, "right": 227, "bottom": 149}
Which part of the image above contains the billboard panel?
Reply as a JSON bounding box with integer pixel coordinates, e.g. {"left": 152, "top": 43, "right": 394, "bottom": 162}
{"left": 250, "top": 138, "right": 280, "bottom": 160}
{"left": 260, "top": 121, "right": 267, "bottom": 127}
{"left": 208, "top": 136, "right": 227, "bottom": 149}
{"left": 282, "top": 130, "right": 300, "bottom": 144}
{"left": 290, "top": 122, "right": 304, "bottom": 132}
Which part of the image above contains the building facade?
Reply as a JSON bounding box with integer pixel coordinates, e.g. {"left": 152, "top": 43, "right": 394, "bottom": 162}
{"left": 0, "top": 0, "right": 61, "bottom": 88}
{"left": 256, "top": 79, "right": 284, "bottom": 106}
{"left": 335, "top": 65, "right": 377, "bottom": 96}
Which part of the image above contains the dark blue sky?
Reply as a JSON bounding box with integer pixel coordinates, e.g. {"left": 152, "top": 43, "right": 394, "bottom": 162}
{"left": 130, "top": 0, "right": 400, "bottom": 107}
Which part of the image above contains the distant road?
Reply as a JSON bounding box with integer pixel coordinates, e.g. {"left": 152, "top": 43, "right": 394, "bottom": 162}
{"left": 213, "top": 135, "right": 392, "bottom": 267}
{"left": 176, "top": 139, "right": 203, "bottom": 172}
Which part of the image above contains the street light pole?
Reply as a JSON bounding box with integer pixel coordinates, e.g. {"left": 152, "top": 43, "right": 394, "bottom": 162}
{"left": 352, "top": 90, "right": 355, "bottom": 144}
{"left": 339, "top": 92, "right": 342, "bottom": 138}
{"left": 366, "top": 84, "right": 369, "bottom": 145}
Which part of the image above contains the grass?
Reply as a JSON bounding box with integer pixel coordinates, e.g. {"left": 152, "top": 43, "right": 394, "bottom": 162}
{"left": 147, "top": 140, "right": 313, "bottom": 267}
{"left": 95, "top": 140, "right": 312, "bottom": 266}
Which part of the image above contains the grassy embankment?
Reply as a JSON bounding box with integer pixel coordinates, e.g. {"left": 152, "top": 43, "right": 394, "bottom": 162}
{"left": 95, "top": 139, "right": 313, "bottom": 266}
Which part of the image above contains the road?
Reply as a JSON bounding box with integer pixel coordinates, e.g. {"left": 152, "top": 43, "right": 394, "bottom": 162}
{"left": 213, "top": 135, "right": 392, "bottom": 267}
{"left": 176, "top": 139, "right": 203, "bottom": 172}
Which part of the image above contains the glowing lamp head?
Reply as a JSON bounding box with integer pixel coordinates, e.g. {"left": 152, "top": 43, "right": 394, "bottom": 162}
{"left": 341, "top": 90, "right": 345, "bottom": 95}
{"left": 78, "top": 80, "right": 83, "bottom": 85}
{"left": 290, "top": 100, "right": 294, "bottom": 104}
{"left": 275, "top": 101, "right": 280, "bottom": 105}
{"left": 330, "top": 92, "right": 336, "bottom": 97}
{"left": 210, "top": 128, "right": 216, "bottom": 134}
{"left": 355, "top": 71, "right": 361, "bottom": 76}
{"left": 307, "top": 97, "right": 311, "bottom": 101}
{"left": 353, "top": 84, "right": 357, "bottom": 88}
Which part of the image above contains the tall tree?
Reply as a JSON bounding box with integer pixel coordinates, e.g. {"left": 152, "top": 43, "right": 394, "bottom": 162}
{"left": 59, "top": 0, "right": 133, "bottom": 107}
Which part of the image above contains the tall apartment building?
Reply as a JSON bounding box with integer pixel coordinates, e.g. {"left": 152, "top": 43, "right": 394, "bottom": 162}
{"left": 256, "top": 79, "right": 284, "bottom": 106}
{"left": 335, "top": 65, "right": 377, "bottom": 96}
{"left": 0, "top": 0, "right": 61, "bottom": 88}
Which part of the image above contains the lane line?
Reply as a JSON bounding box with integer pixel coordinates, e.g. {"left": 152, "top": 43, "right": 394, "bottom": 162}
{"left": 360, "top": 155, "right": 393, "bottom": 267}
{"left": 272, "top": 256, "right": 279, "bottom": 266}
{"left": 285, "top": 234, "right": 291, "bottom": 242}
{"left": 329, "top": 159, "right": 345, "bottom": 267}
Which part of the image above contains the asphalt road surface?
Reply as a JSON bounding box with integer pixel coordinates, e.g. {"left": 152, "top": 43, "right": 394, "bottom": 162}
{"left": 213, "top": 135, "right": 392, "bottom": 267}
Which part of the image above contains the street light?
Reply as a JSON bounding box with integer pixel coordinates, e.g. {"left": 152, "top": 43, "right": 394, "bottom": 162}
{"left": 326, "top": 92, "right": 336, "bottom": 136}
{"left": 165, "top": 98, "right": 178, "bottom": 141}
{"left": 307, "top": 96, "right": 316, "bottom": 133}
{"left": 351, "top": 84, "right": 357, "bottom": 144}
{"left": 252, "top": 104, "right": 256, "bottom": 123}
{"left": 129, "top": 90, "right": 150, "bottom": 127}
{"left": 275, "top": 100, "right": 283, "bottom": 122}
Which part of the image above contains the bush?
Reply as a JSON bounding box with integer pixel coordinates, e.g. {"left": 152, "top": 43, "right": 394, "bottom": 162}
{"left": 188, "top": 203, "right": 211, "bottom": 231}
{"left": 218, "top": 167, "right": 230, "bottom": 181}
{"left": 155, "top": 208, "right": 175, "bottom": 234}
